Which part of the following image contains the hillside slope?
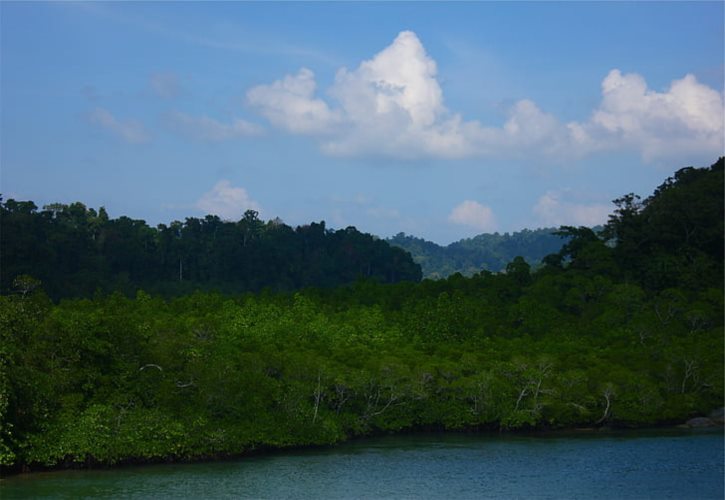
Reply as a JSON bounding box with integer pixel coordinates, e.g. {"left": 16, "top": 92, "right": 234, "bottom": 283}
{"left": 388, "top": 228, "right": 569, "bottom": 279}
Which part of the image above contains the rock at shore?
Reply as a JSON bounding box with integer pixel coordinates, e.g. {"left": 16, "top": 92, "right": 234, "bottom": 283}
{"left": 685, "top": 417, "right": 716, "bottom": 428}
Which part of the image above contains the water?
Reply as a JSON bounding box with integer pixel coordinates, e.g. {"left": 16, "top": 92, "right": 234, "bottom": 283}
{"left": 2, "top": 429, "right": 723, "bottom": 499}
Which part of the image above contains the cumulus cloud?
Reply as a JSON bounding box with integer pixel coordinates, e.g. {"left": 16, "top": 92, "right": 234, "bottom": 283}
{"left": 248, "top": 31, "right": 475, "bottom": 158}
{"left": 246, "top": 31, "right": 723, "bottom": 161}
{"left": 196, "top": 180, "right": 261, "bottom": 220}
{"left": 533, "top": 191, "right": 611, "bottom": 227}
{"left": 150, "top": 72, "right": 181, "bottom": 99}
{"left": 247, "top": 68, "right": 341, "bottom": 134}
{"left": 572, "top": 70, "right": 724, "bottom": 161}
{"left": 166, "top": 111, "right": 262, "bottom": 142}
{"left": 448, "top": 200, "right": 497, "bottom": 231}
{"left": 88, "top": 107, "right": 151, "bottom": 144}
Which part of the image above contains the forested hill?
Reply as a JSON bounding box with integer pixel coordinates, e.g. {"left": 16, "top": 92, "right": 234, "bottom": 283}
{"left": 599, "top": 156, "right": 724, "bottom": 290}
{"left": 0, "top": 207, "right": 421, "bottom": 300}
{"left": 388, "top": 228, "right": 570, "bottom": 279}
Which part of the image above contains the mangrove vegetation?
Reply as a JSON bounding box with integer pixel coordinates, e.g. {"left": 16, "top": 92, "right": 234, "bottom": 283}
{"left": 0, "top": 158, "right": 722, "bottom": 471}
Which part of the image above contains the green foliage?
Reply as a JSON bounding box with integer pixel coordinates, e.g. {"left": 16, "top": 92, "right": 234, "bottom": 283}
{"left": 0, "top": 206, "right": 421, "bottom": 300}
{"left": 603, "top": 157, "right": 724, "bottom": 291}
{"left": 1, "top": 158, "right": 723, "bottom": 471}
{"left": 1, "top": 273, "right": 722, "bottom": 469}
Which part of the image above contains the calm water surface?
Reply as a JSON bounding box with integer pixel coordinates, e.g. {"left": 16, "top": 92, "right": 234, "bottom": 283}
{"left": 2, "top": 429, "right": 723, "bottom": 499}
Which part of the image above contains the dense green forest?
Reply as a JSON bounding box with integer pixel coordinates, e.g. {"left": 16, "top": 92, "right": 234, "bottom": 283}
{"left": 0, "top": 158, "right": 722, "bottom": 471}
{"left": 0, "top": 206, "right": 420, "bottom": 301}
{"left": 388, "top": 228, "right": 571, "bottom": 278}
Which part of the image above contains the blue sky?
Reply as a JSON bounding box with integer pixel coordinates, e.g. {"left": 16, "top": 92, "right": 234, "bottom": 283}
{"left": 2, "top": 2, "right": 723, "bottom": 244}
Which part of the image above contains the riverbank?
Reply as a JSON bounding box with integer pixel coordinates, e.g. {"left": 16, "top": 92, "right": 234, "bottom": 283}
{"left": 4, "top": 416, "right": 722, "bottom": 478}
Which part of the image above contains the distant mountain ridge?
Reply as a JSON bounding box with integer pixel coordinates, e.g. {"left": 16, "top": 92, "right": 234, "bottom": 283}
{"left": 388, "top": 228, "right": 575, "bottom": 279}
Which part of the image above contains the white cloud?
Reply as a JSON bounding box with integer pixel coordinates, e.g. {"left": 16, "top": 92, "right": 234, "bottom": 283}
{"left": 533, "top": 191, "right": 611, "bottom": 227}
{"left": 329, "top": 30, "right": 443, "bottom": 131}
{"left": 196, "top": 180, "right": 261, "bottom": 220}
{"left": 246, "top": 31, "right": 724, "bottom": 161}
{"left": 248, "top": 31, "right": 475, "bottom": 158}
{"left": 150, "top": 72, "right": 181, "bottom": 99}
{"left": 573, "top": 70, "right": 724, "bottom": 161}
{"left": 448, "top": 200, "right": 497, "bottom": 231}
{"left": 88, "top": 107, "right": 151, "bottom": 144}
{"left": 247, "top": 68, "right": 341, "bottom": 134}
{"left": 167, "top": 111, "right": 262, "bottom": 142}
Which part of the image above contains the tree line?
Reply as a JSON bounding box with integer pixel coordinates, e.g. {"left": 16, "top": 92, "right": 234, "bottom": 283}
{"left": 0, "top": 206, "right": 421, "bottom": 300}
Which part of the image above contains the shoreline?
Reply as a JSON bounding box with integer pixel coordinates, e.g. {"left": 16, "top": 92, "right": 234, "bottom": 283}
{"left": 3, "top": 420, "right": 722, "bottom": 479}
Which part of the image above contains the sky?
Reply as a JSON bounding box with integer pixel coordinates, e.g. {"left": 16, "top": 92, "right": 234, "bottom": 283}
{"left": 1, "top": 2, "right": 723, "bottom": 245}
